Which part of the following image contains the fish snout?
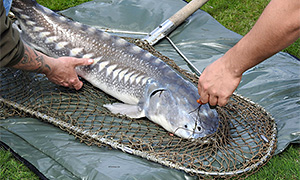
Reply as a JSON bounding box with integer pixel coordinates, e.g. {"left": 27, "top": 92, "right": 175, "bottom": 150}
{"left": 202, "top": 106, "right": 219, "bottom": 132}
{"left": 190, "top": 105, "right": 219, "bottom": 138}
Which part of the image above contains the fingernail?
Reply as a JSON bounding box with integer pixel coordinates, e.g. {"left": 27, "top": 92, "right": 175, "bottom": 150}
{"left": 88, "top": 59, "right": 94, "bottom": 63}
{"left": 197, "top": 99, "right": 204, "bottom": 105}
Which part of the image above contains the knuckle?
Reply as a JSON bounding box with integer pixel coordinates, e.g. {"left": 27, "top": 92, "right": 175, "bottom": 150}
{"left": 69, "top": 78, "right": 77, "bottom": 84}
{"left": 211, "top": 90, "right": 217, "bottom": 96}
{"left": 201, "top": 84, "right": 208, "bottom": 91}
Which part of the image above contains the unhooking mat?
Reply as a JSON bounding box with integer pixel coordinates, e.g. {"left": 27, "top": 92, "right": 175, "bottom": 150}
{"left": 1, "top": 0, "right": 299, "bottom": 179}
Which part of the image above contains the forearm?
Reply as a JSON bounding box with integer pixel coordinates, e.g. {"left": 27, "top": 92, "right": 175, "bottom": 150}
{"left": 223, "top": 0, "right": 300, "bottom": 76}
{"left": 12, "top": 43, "right": 52, "bottom": 75}
{"left": 12, "top": 43, "right": 94, "bottom": 90}
{"left": 198, "top": 0, "right": 300, "bottom": 106}
{"left": 13, "top": 44, "right": 51, "bottom": 74}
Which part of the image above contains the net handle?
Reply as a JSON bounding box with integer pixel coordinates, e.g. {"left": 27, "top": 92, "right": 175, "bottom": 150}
{"left": 143, "top": 0, "right": 208, "bottom": 45}
{"left": 169, "top": 0, "right": 208, "bottom": 26}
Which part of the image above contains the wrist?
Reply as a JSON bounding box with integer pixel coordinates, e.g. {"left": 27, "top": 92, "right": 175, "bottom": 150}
{"left": 38, "top": 53, "right": 53, "bottom": 76}
{"left": 219, "top": 48, "right": 245, "bottom": 78}
{"left": 221, "top": 38, "right": 260, "bottom": 77}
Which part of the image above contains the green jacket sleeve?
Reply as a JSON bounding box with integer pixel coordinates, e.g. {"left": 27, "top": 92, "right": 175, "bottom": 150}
{"left": 0, "top": 1, "right": 24, "bottom": 68}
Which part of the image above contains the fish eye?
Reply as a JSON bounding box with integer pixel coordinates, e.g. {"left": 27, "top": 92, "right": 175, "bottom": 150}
{"left": 197, "top": 126, "right": 202, "bottom": 131}
{"left": 184, "top": 124, "right": 188, "bottom": 128}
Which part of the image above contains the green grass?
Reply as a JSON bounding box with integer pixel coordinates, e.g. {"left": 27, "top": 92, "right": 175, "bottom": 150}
{"left": 201, "top": 0, "right": 299, "bottom": 58}
{"left": 202, "top": 0, "right": 269, "bottom": 35}
{"left": 246, "top": 144, "right": 300, "bottom": 180}
{"left": 0, "top": 147, "right": 39, "bottom": 179}
{"left": 37, "top": 0, "right": 91, "bottom": 11}
{"left": 1, "top": 0, "right": 299, "bottom": 179}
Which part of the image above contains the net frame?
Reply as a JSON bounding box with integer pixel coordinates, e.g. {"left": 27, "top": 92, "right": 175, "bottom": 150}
{"left": 0, "top": 39, "right": 277, "bottom": 179}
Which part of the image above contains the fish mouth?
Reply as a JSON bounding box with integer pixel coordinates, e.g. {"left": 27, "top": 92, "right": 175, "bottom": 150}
{"left": 193, "top": 115, "right": 219, "bottom": 139}
{"left": 191, "top": 126, "right": 218, "bottom": 139}
{"left": 173, "top": 121, "right": 218, "bottom": 139}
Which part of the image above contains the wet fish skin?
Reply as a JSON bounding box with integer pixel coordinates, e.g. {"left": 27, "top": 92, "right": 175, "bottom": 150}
{"left": 11, "top": 0, "right": 219, "bottom": 139}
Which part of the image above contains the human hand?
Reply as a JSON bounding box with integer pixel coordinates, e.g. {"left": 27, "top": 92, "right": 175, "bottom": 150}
{"left": 197, "top": 58, "right": 242, "bottom": 106}
{"left": 44, "top": 57, "right": 94, "bottom": 90}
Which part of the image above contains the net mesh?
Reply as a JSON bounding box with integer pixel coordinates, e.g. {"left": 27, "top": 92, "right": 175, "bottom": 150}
{"left": 0, "top": 39, "right": 277, "bottom": 179}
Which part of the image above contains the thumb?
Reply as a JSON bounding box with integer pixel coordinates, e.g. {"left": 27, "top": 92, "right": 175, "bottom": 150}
{"left": 73, "top": 58, "right": 94, "bottom": 67}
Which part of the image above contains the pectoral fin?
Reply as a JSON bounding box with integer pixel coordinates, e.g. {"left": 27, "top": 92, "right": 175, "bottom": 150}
{"left": 103, "top": 103, "right": 145, "bottom": 119}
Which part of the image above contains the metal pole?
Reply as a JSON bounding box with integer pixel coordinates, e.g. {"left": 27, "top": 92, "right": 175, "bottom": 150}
{"left": 143, "top": 0, "right": 208, "bottom": 45}
{"left": 166, "top": 36, "right": 201, "bottom": 76}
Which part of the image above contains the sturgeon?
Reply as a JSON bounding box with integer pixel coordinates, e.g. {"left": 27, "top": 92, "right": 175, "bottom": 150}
{"left": 10, "top": 0, "right": 219, "bottom": 139}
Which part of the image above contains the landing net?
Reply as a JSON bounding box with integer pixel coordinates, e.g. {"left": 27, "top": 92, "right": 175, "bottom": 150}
{"left": 0, "top": 39, "right": 277, "bottom": 179}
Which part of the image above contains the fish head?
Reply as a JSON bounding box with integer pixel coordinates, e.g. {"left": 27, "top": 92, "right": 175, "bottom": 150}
{"left": 145, "top": 83, "right": 219, "bottom": 139}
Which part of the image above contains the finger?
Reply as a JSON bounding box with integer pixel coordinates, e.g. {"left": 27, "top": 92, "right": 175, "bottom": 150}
{"left": 218, "top": 96, "right": 230, "bottom": 107}
{"left": 197, "top": 99, "right": 205, "bottom": 105}
{"left": 73, "top": 58, "right": 94, "bottom": 66}
{"left": 209, "top": 95, "right": 218, "bottom": 106}
{"left": 197, "top": 79, "right": 209, "bottom": 104}
{"left": 199, "top": 92, "right": 209, "bottom": 104}
{"left": 73, "top": 80, "right": 83, "bottom": 90}
{"left": 68, "top": 77, "right": 83, "bottom": 90}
